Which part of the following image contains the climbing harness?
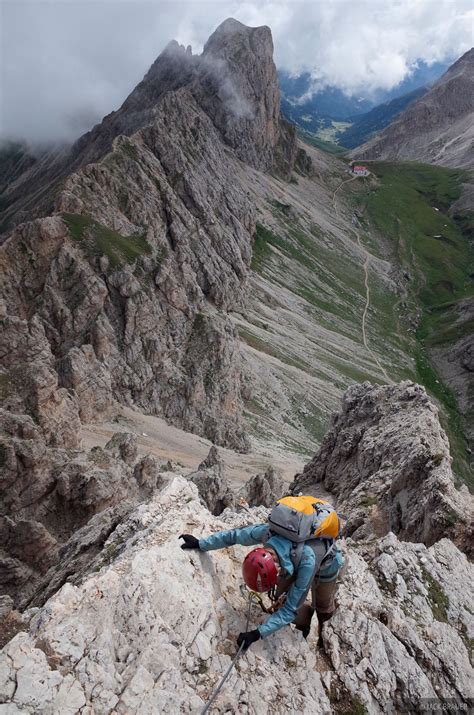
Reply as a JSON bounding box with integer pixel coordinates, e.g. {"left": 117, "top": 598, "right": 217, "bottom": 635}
{"left": 239, "top": 583, "right": 273, "bottom": 614}
{"left": 201, "top": 589, "right": 255, "bottom": 715}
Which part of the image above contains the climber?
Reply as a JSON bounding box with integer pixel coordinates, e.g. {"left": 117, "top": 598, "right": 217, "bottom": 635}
{"left": 179, "top": 497, "right": 344, "bottom": 651}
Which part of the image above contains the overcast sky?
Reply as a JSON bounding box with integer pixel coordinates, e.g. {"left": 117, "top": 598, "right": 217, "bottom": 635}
{"left": 1, "top": 0, "right": 472, "bottom": 144}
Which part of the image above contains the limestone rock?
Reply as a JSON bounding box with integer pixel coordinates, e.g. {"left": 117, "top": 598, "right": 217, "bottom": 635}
{"left": 0, "top": 477, "right": 471, "bottom": 714}
{"left": 196, "top": 19, "right": 281, "bottom": 172}
{"left": 0, "top": 409, "right": 55, "bottom": 517}
{"left": 0, "top": 518, "right": 58, "bottom": 576}
{"left": 59, "top": 345, "right": 113, "bottom": 423}
{"left": 0, "top": 478, "right": 332, "bottom": 714}
{"left": 0, "top": 596, "right": 13, "bottom": 619}
{"left": 0, "top": 416, "right": 161, "bottom": 607}
{"left": 105, "top": 432, "right": 138, "bottom": 466}
{"left": 133, "top": 453, "right": 165, "bottom": 492}
{"left": 242, "top": 466, "right": 286, "bottom": 507}
{"left": 54, "top": 448, "right": 139, "bottom": 527}
{"left": 197, "top": 445, "right": 223, "bottom": 472}
{"left": 292, "top": 382, "right": 474, "bottom": 556}
{"left": 325, "top": 533, "right": 474, "bottom": 712}
{"left": 189, "top": 447, "right": 235, "bottom": 515}
{"left": 0, "top": 312, "right": 81, "bottom": 450}
{"left": 189, "top": 470, "right": 236, "bottom": 516}
{"left": 26, "top": 500, "right": 135, "bottom": 609}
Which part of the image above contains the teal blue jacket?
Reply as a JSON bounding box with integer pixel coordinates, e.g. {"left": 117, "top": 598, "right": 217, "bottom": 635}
{"left": 199, "top": 524, "right": 343, "bottom": 638}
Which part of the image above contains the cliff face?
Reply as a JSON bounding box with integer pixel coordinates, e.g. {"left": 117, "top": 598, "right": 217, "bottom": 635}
{"left": 196, "top": 19, "right": 281, "bottom": 171}
{"left": 0, "top": 106, "right": 253, "bottom": 450}
{"left": 351, "top": 49, "right": 474, "bottom": 167}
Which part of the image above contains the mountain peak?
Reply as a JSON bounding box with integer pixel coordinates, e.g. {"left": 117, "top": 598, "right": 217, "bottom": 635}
{"left": 203, "top": 17, "right": 274, "bottom": 66}
{"left": 193, "top": 18, "right": 280, "bottom": 170}
{"left": 207, "top": 17, "right": 253, "bottom": 36}
{"left": 73, "top": 17, "right": 287, "bottom": 173}
{"left": 0, "top": 18, "right": 304, "bottom": 239}
{"left": 351, "top": 48, "right": 474, "bottom": 167}
{"left": 162, "top": 38, "right": 186, "bottom": 55}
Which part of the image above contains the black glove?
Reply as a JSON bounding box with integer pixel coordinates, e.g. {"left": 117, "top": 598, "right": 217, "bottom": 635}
{"left": 237, "top": 629, "right": 261, "bottom": 651}
{"left": 179, "top": 534, "right": 201, "bottom": 550}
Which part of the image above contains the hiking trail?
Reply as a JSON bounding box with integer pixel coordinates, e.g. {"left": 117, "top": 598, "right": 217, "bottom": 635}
{"left": 333, "top": 175, "right": 392, "bottom": 384}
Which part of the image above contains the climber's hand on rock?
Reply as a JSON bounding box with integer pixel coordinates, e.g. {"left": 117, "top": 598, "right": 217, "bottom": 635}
{"left": 179, "top": 534, "right": 201, "bottom": 550}
{"left": 237, "top": 629, "right": 261, "bottom": 651}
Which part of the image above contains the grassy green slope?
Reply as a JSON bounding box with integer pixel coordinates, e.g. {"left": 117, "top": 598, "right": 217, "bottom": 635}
{"left": 241, "top": 188, "right": 415, "bottom": 456}
{"left": 353, "top": 162, "right": 473, "bottom": 485}
{"left": 62, "top": 213, "right": 151, "bottom": 269}
{"left": 297, "top": 129, "right": 348, "bottom": 156}
{"left": 243, "top": 160, "right": 472, "bottom": 487}
{"left": 252, "top": 209, "right": 405, "bottom": 373}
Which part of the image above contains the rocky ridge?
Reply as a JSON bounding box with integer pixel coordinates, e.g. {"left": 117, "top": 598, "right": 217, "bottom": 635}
{"left": 0, "top": 475, "right": 472, "bottom": 714}
{"left": 351, "top": 48, "right": 474, "bottom": 168}
{"left": 1, "top": 381, "right": 473, "bottom": 713}
{"left": 0, "top": 19, "right": 300, "bottom": 233}
{"left": 0, "top": 18, "right": 306, "bottom": 454}
{"left": 0, "top": 18, "right": 315, "bottom": 616}
{"left": 292, "top": 382, "right": 473, "bottom": 556}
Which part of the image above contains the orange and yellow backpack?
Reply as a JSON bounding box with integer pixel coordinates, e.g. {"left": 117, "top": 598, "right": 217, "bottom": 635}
{"left": 266, "top": 495, "right": 341, "bottom": 568}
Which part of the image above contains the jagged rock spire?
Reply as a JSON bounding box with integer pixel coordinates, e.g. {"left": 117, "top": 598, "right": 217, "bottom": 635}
{"left": 195, "top": 19, "right": 281, "bottom": 170}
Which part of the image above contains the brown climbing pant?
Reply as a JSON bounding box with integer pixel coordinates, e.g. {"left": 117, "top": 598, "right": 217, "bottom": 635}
{"left": 276, "top": 563, "right": 346, "bottom": 633}
{"left": 311, "top": 572, "right": 342, "bottom": 614}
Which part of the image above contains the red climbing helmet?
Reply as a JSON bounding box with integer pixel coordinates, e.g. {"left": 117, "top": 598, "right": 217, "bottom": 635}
{"left": 242, "top": 548, "right": 278, "bottom": 592}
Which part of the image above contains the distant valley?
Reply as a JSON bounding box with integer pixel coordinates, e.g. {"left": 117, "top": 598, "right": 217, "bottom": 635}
{"left": 279, "top": 58, "right": 450, "bottom": 149}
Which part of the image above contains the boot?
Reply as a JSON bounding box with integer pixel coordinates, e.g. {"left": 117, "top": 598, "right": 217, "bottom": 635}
{"left": 294, "top": 604, "right": 314, "bottom": 639}
{"left": 295, "top": 623, "right": 311, "bottom": 639}
{"left": 316, "top": 611, "right": 332, "bottom": 647}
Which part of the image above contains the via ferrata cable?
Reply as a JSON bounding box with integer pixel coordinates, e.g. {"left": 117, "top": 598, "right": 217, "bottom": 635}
{"left": 200, "top": 591, "right": 254, "bottom": 715}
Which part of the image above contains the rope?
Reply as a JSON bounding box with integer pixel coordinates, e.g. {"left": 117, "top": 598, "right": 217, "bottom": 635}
{"left": 240, "top": 583, "right": 276, "bottom": 614}
{"left": 200, "top": 592, "right": 254, "bottom": 715}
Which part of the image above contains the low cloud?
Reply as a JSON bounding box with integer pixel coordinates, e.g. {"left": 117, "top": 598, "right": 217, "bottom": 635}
{"left": 264, "top": 0, "right": 473, "bottom": 97}
{"left": 1, "top": 0, "right": 472, "bottom": 144}
{"left": 199, "top": 54, "right": 254, "bottom": 121}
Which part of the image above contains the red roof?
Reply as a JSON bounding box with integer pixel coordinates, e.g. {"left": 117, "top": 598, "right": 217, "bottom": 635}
{"left": 354, "top": 165, "right": 367, "bottom": 170}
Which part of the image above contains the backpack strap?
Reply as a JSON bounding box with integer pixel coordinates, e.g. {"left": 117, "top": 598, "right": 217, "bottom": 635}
{"left": 293, "top": 539, "right": 328, "bottom": 609}
{"left": 260, "top": 526, "right": 271, "bottom": 545}
{"left": 291, "top": 541, "right": 305, "bottom": 570}
{"left": 290, "top": 538, "right": 338, "bottom": 605}
{"left": 320, "top": 539, "right": 338, "bottom": 565}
